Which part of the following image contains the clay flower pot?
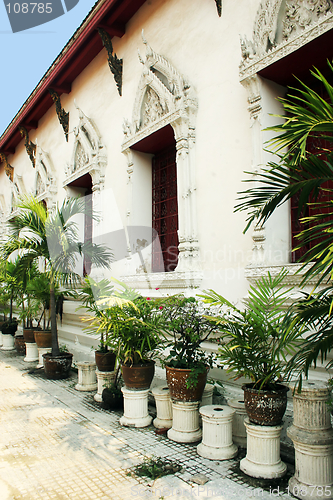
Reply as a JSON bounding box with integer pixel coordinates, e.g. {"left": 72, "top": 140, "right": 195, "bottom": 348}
{"left": 95, "top": 350, "right": 116, "bottom": 372}
{"left": 166, "top": 365, "right": 208, "bottom": 402}
{"left": 43, "top": 352, "right": 73, "bottom": 380}
{"left": 121, "top": 361, "right": 155, "bottom": 389}
{"left": 34, "top": 330, "right": 52, "bottom": 348}
{"left": 242, "top": 383, "right": 289, "bottom": 426}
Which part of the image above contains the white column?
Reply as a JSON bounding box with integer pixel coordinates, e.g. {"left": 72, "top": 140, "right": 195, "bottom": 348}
{"left": 75, "top": 362, "right": 97, "bottom": 391}
{"left": 197, "top": 405, "right": 238, "bottom": 460}
{"left": 24, "top": 342, "right": 38, "bottom": 362}
{"left": 94, "top": 370, "right": 116, "bottom": 402}
{"left": 152, "top": 386, "right": 173, "bottom": 429}
{"left": 288, "top": 380, "right": 333, "bottom": 500}
{"left": 240, "top": 418, "right": 286, "bottom": 479}
{"left": 37, "top": 347, "right": 51, "bottom": 369}
{"left": 120, "top": 387, "right": 152, "bottom": 428}
{"left": 228, "top": 399, "right": 247, "bottom": 448}
{"left": 167, "top": 401, "right": 202, "bottom": 443}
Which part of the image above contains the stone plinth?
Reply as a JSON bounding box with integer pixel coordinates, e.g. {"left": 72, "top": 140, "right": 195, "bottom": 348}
{"left": 197, "top": 405, "right": 238, "bottom": 460}
{"left": 75, "top": 362, "right": 97, "bottom": 391}
{"left": 119, "top": 387, "right": 152, "bottom": 428}
{"left": 240, "top": 418, "right": 286, "bottom": 479}
{"left": 167, "top": 401, "right": 202, "bottom": 443}
{"left": 228, "top": 398, "right": 247, "bottom": 448}
{"left": 1, "top": 334, "right": 15, "bottom": 351}
{"left": 94, "top": 370, "right": 116, "bottom": 402}
{"left": 200, "top": 384, "right": 214, "bottom": 407}
{"left": 151, "top": 386, "right": 173, "bottom": 429}
{"left": 288, "top": 380, "right": 333, "bottom": 500}
{"left": 24, "top": 342, "right": 38, "bottom": 362}
{"left": 37, "top": 347, "right": 51, "bottom": 368}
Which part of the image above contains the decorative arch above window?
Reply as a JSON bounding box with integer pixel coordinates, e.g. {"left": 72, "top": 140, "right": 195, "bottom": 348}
{"left": 64, "top": 104, "right": 107, "bottom": 192}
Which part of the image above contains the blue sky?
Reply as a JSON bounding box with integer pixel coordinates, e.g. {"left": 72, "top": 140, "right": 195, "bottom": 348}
{"left": 0, "top": 0, "right": 97, "bottom": 136}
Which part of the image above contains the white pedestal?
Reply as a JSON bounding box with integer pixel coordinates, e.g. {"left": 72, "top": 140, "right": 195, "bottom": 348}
{"left": 1, "top": 334, "right": 15, "bottom": 351}
{"left": 240, "top": 419, "right": 286, "bottom": 479}
{"left": 288, "top": 380, "right": 333, "bottom": 500}
{"left": 200, "top": 384, "right": 214, "bottom": 407}
{"left": 197, "top": 405, "right": 238, "bottom": 460}
{"left": 75, "top": 362, "right": 97, "bottom": 391}
{"left": 152, "top": 385, "right": 173, "bottom": 429}
{"left": 0, "top": 332, "right": 3, "bottom": 347}
{"left": 94, "top": 370, "right": 116, "bottom": 402}
{"left": 119, "top": 387, "right": 152, "bottom": 428}
{"left": 228, "top": 398, "right": 247, "bottom": 448}
{"left": 167, "top": 401, "right": 202, "bottom": 443}
{"left": 37, "top": 347, "right": 51, "bottom": 368}
{"left": 24, "top": 342, "right": 38, "bottom": 362}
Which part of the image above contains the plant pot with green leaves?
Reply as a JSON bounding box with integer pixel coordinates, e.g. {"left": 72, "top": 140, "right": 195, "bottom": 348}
{"left": 92, "top": 282, "right": 165, "bottom": 390}
{"left": 160, "top": 295, "right": 220, "bottom": 402}
{"left": 79, "top": 277, "right": 117, "bottom": 372}
{"left": 200, "top": 269, "right": 302, "bottom": 426}
{"left": 101, "top": 365, "right": 123, "bottom": 410}
{"left": 2, "top": 195, "right": 112, "bottom": 379}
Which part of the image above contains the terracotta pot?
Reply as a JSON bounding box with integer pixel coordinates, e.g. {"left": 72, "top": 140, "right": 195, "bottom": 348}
{"left": 23, "top": 328, "right": 35, "bottom": 343}
{"left": 242, "top": 383, "right": 289, "bottom": 426}
{"left": 34, "top": 330, "right": 52, "bottom": 348}
{"left": 43, "top": 352, "right": 73, "bottom": 380}
{"left": 95, "top": 350, "right": 116, "bottom": 372}
{"left": 166, "top": 365, "right": 208, "bottom": 402}
{"left": 121, "top": 361, "right": 155, "bottom": 389}
{"left": 14, "top": 335, "right": 26, "bottom": 354}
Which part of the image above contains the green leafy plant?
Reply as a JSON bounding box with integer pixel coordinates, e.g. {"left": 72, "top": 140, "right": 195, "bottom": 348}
{"left": 160, "top": 295, "right": 220, "bottom": 388}
{"left": 131, "top": 456, "right": 181, "bottom": 480}
{"left": 200, "top": 270, "right": 302, "bottom": 389}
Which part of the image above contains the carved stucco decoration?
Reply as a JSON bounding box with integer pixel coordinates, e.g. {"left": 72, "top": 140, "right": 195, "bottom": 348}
{"left": 64, "top": 104, "right": 107, "bottom": 192}
{"left": 7, "top": 173, "right": 26, "bottom": 220}
{"left": 0, "top": 153, "right": 14, "bottom": 182}
{"left": 34, "top": 146, "right": 57, "bottom": 210}
{"left": 97, "top": 27, "right": 123, "bottom": 96}
{"left": 49, "top": 89, "right": 69, "bottom": 141}
{"left": 122, "top": 33, "right": 201, "bottom": 285}
{"left": 19, "top": 126, "right": 36, "bottom": 168}
{"left": 240, "top": 0, "right": 333, "bottom": 81}
{"left": 215, "top": 0, "right": 222, "bottom": 17}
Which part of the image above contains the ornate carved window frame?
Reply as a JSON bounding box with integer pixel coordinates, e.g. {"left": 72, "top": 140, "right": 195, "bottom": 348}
{"left": 121, "top": 33, "right": 201, "bottom": 290}
{"left": 35, "top": 146, "right": 57, "bottom": 211}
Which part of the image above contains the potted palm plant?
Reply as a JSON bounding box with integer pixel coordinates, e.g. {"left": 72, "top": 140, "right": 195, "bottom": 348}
{"left": 160, "top": 295, "right": 220, "bottom": 402}
{"left": 200, "top": 269, "right": 302, "bottom": 425}
{"left": 2, "top": 195, "right": 112, "bottom": 379}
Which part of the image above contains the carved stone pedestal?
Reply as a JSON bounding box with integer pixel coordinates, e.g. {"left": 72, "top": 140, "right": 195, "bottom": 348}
{"left": 75, "top": 362, "right": 97, "bottom": 391}
{"left": 200, "top": 384, "right": 214, "bottom": 407}
{"left": 1, "top": 334, "right": 15, "bottom": 351}
{"left": 197, "top": 405, "right": 238, "bottom": 460}
{"left": 288, "top": 380, "right": 333, "bottom": 500}
{"left": 240, "top": 419, "right": 286, "bottom": 479}
{"left": 228, "top": 398, "right": 247, "bottom": 448}
{"left": 24, "top": 342, "right": 38, "bottom": 362}
{"left": 151, "top": 386, "right": 173, "bottom": 429}
{"left": 167, "top": 401, "right": 202, "bottom": 443}
{"left": 94, "top": 370, "right": 116, "bottom": 402}
{"left": 37, "top": 347, "right": 51, "bottom": 368}
{"left": 119, "top": 387, "right": 152, "bottom": 428}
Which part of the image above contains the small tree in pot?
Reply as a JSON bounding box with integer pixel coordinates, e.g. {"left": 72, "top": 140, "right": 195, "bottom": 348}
{"left": 200, "top": 269, "right": 302, "bottom": 425}
{"left": 160, "top": 295, "right": 220, "bottom": 402}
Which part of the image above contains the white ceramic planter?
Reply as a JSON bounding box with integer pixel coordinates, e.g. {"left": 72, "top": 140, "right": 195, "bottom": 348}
{"left": 167, "top": 401, "right": 202, "bottom": 443}
{"left": 94, "top": 370, "right": 116, "bottom": 402}
{"left": 37, "top": 347, "right": 51, "bottom": 368}
{"left": 75, "top": 362, "right": 97, "bottom": 391}
{"left": 24, "top": 342, "right": 38, "bottom": 362}
{"left": 119, "top": 387, "right": 152, "bottom": 428}
{"left": 1, "top": 334, "right": 15, "bottom": 351}
{"left": 197, "top": 405, "right": 238, "bottom": 460}
{"left": 151, "top": 385, "right": 173, "bottom": 429}
{"left": 240, "top": 418, "right": 286, "bottom": 479}
{"left": 288, "top": 380, "right": 333, "bottom": 500}
{"left": 228, "top": 398, "right": 247, "bottom": 448}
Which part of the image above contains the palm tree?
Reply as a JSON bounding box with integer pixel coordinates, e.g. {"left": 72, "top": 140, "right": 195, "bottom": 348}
{"left": 2, "top": 195, "right": 112, "bottom": 356}
{"left": 234, "top": 62, "right": 333, "bottom": 378}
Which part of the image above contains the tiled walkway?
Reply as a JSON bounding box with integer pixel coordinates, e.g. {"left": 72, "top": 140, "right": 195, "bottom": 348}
{"left": 0, "top": 349, "right": 295, "bottom": 500}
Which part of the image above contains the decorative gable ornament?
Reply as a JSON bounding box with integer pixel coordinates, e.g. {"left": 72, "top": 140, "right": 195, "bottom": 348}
{"left": 240, "top": 0, "right": 333, "bottom": 80}
{"left": 34, "top": 145, "right": 57, "bottom": 210}
{"left": 64, "top": 104, "right": 107, "bottom": 192}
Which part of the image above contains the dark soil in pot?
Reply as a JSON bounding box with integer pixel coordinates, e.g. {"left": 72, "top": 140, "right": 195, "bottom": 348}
{"left": 242, "top": 383, "right": 289, "bottom": 426}
{"left": 166, "top": 365, "right": 208, "bottom": 402}
{"left": 121, "top": 361, "right": 155, "bottom": 389}
{"left": 43, "top": 352, "right": 73, "bottom": 380}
